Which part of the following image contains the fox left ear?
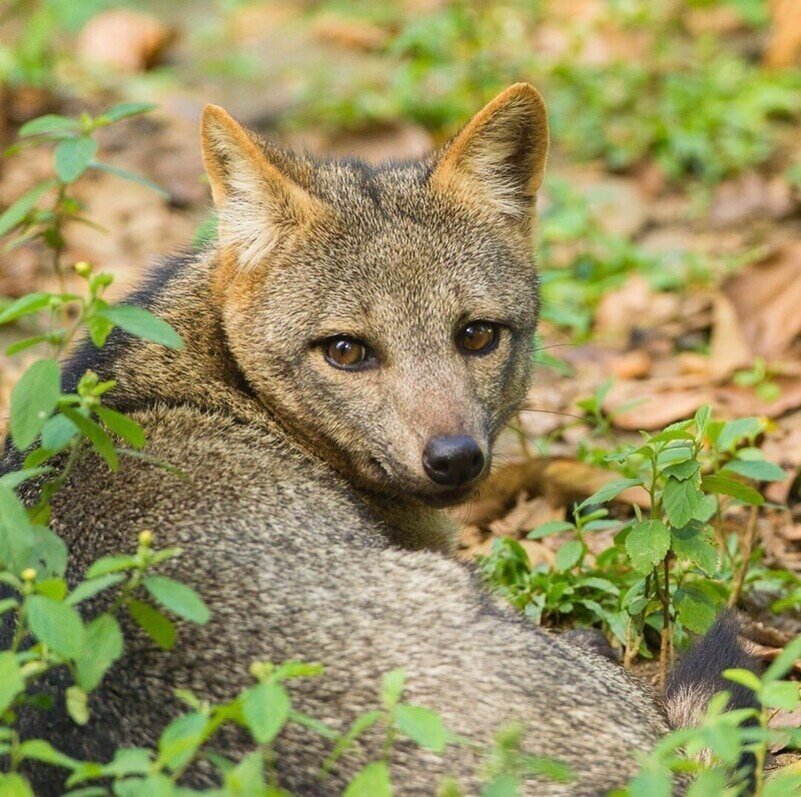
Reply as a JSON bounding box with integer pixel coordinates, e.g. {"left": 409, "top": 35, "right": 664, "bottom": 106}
{"left": 430, "top": 83, "right": 549, "bottom": 233}
{"left": 200, "top": 104, "right": 322, "bottom": 272}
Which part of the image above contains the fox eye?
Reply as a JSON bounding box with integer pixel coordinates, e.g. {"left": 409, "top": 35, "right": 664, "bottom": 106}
{"left": 457, "top": 321, "right": 500, "bottom": 355}
{"left": 323, "top": 336, "right": 376, "bottom": 370}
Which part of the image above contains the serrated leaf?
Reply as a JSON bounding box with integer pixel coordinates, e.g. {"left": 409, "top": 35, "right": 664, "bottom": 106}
{"left": 701, "top": 475, "right": 764, "bottom": 506}
{"left": 128, "top": 600, "right": 175, "bottom": 650}
{"left": 625, "top": 520, "right": 670, "bottom": 574}
{"left": 578, "top": 478, "right": 643, "bottom": 510}
{"left": 27, "top": 595, "right": 85, "bottom": 658}
{"left": 661, "top": 459, "right": 699, "bottom": 481}
{"left": 396, "top": 704, "right": 447, "bottom": 753}
{"left": 54, "top": 137, "right": 98, "bottom": 182}
{"left": 675, "top": 590, "right": 717, "bottom": 634}
{"left": 662, "top": 477, "right": 702, "bottom": 528}
{"left": 344, "top": 762, "right": 391, "bottom": 797}
{"left": 97, "top": 304, "right": 183, "bottom": 349}
{"left": 144, "top": 576, "right": 209, "bottom": 624}
{"left": 10, "top": 358, "right": 61, "bottom": 450}
{"left": 242, "top": 681, "right": 290, "bottom": 744}
{"left": 671, "top": 524, "right": 718, "bottom": 574}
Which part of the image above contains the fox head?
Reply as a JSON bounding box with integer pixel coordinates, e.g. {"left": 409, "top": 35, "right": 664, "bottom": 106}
{"left": 200, "top": 84, "right": 548, "bottom": 506}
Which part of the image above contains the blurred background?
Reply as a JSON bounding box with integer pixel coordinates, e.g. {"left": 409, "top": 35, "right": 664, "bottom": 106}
{"left": 3, "top": 0, "right": 801, "bottom": 566}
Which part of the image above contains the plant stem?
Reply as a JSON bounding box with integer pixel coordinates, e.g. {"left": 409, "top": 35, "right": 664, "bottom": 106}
{"left": 728, "top": 505, "right": 758, "bottom": 609}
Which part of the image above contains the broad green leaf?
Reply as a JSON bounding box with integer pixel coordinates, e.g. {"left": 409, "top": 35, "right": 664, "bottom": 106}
{"left": 35, "top": 577, "right": 67, "bottom": 600}
{"left": 661, "top": 459, "right": 699, "bottom": 481}
{"left": 74, "top": 614, "right": 124, "bottom": 692}
{"left": 67, "top": 574, "right": 124, "bottom": 606}
{"left": 625, "top": 520, "right": 670, "bottom": 574}
{"left": 0, "top": 652, "right": 24, "bottom": 715}
{"left": 722, "top": 459, "right": 786, "bottom": 482}
{"left": 0, "top": 292, "right": 51, "bottom": 325}
{"left": 381, "top": 668, "right": 406, "bottom": 710}
{"left": 60, "top": 408, "right": 119, "bottom": 471}
{"left": 27, "top": 525, "right": 68, "bottom": 578}
{"left": 95, "top": 406, "right": 146, "bottom": 449}
{"left": 760, "top": 681, "right": 800, "bottom": 711}
{"left": 624, "top": 767, "right": 671, "bottom": 797}
{"left": 671, "top": 524, "right": 718, "bottom": 574}
{"left": 764, "top": 772, "right": 801, "bottom": 797}
{"left": 1, "top": 466, "right": 54, "bottom": 491}
{"left": 5, "top": 335, "right": 51, "bottom": 356}
{"left": 0, "top": 773, "right": 35, "bottom": 797}
{"left": 242, "top": 681, "right": 291, "bottom": 744}
{"left": 66, "top": 685, "right": 89, "bottom": 725}
{"left": 344, "top": 762, "right": 392, "bottom": 797}
{"left": 323, "top": 710, "right": 382, "bottom": 772}
{"left": 685, "top": 768, "right": 727, "bottom": 797}
{"left": 722, "top": 668, "right": 762, "bottom": 693}
{"left": 19, "top": 115, "right": 80, "bottom": 138}
{"left": 675, "top": 590, "right": 717, "bottom": 634}
{"left": 85, "top": 554, "right": 136, "bottom": 578}
{"left": 662, "top": 477, "right": 702, "bottom": 528}
{"left": 98, "top": 304, "right": 183, "bottom": 349}
{"left": 0, "top": 180, "right": 55, "bottom": 238}
{"left": 765, "top": 636, "right": 801, "bottom": 682}
{"left": 102, "top": 747, "right": 152, "bottom": 777}
{"left": 0, "top": 487, "right": 34, "bottom": 574}
{"left": 27, "top": 595, "right": 85, "bottom": 658}
{"left": 701, "top": 475, "right": 764, "bottom": 506}
{"left": 157, "top": 712, "right": 207, "bottom": 772}
{"left": 10, "top": 358, "right": 61, "bottom": 450}
{"left": 223, "top": 750, "right": 268, "bottom": 795}
{"left": 129, "top": 600, "right": 176, "bottom": 650}
{"left": 554, "top": 539, "right": 583, "bottom": 572}
{"left": 19, "top": 739, "right": 81, "bottom": 770}
{"left": 144, "top": 576, "right": 209, "bottom": 624}
{"left": 54, "top": 137, "right": 98, "bottom": 182}
{"left": 41, "top": 413, "right": 79, "bottom": 452}
{"left": 396, "top": 704, "right": 447, "bottom": 753}
{"left": 717, "top": 417, "right": 763, "bottom": 452}
{"left": 578, "top": 478, "right": 643, "bottom": 510}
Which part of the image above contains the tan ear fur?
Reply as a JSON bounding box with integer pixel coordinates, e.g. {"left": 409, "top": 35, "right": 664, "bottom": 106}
{"left": 430, "top": 83, "right": 549, "bottom": 229}
{"left": 200, "top": 105, "right": 321, "bottom": 272}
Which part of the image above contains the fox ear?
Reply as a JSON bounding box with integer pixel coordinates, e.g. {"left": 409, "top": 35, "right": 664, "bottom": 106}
{"left": 430, "top": 83, "right": 549, "bottom": 232}
{"left": 200, "top": 105, "right": 320, "bottom": 271}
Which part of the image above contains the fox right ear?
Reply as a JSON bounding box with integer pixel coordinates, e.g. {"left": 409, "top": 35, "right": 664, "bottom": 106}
{"left": 430, "top": 83, "right": 549, "bottom": 234}
{"left": 200, "top": 105, "right": 321, "bottom": 271}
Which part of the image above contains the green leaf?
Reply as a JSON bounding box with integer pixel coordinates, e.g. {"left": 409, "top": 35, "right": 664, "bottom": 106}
{"left": 717, "top": 417, "right": 763, "bottom": 452}
{"left": 28, "top": 526, "right": 68, "bottom": 578}
{"left": 675, "top": 590, "right": 718, "bottom": 634}
{"left": 701, "top": 475, "right": 764, "bottom": 506}
{"left": 10, "top": 358, "right": 61, "bottom": 450}
{"left": 103, "top": 102, "right": 157, "bottom": 123}
{"left": 75, "top": 614, "right": 124, "bottom": 692}
{"left": 0, "top": 652, "right": 24, "bottom": 715}
{"left": 144, "top": 576, "right": 209, "bottom": 624}
{"left": 554, "top": 539, "right": 583, "bottom": 572}
{"left": 129, "top": 600, "right": 176, "bottom": 650}
{"left": 19, "top": 115, "right": 80, "bottom": 138}
{"left": 18, "top": 738, "right": 80, "bottom": 769}
{"left": 66, "top": 685, "right": 89, "bottom": 725}
{"left": 27, "top": 595, "right": 85, "bottom": 658}
{"left": 722, "top": 668, "right": 762, "bottom": 693}
{"left": 765, "top": 636, "right": 801, "bottom": 682}
{"left": 671, "top": 524, "right": 718, "bottom": 574}
{"left": 5, "top": 335, "right": 51, "bottom": 356}
{"left": 323, "top": 710, "right": 382, "bottom": 772}
{"left": 396, "top": 704, "right": 447, "bottom": 753}
{"left": 381, "top": 668, "right": 406, "bottom": 710}
{"left": 243, "top": 681, "right": 291, "bottom": 744}
{"left": 0, "top": 487, "right": 34, "bottom": 574}
{"left": 625, "top": 520, "right": 670, "bottom": 574}
{"left": 60, "top": 408, "right": 119, "bottom": 471}
{"left": 95, "top": 406, "right": 146, "bottom": 449}
{"left": 344, "top": 762, "right": 392, "bottom": 797}
{"left": 85, "top": 554, "right": 136, "bottom": 578}
{"left": 0, "top": 466, "right": 49, "bottom": 490}
{"left": 67, "top": 573, "right": 124, "bottom": 606}
{"left": 722, "top": 459, "right": 787, "bottom": 482}
{"left": 0, "top": 180, "right": 55, "bottom": 238}
{"left": 54, "top": 137, "right": 98, "bottom": 183}
{"left": 527, "top": 520, "right": 575, "bottom": 539}
{"left": 98, "top": 304, "right": 183, "bottom": 349}
{"left": 578, "top": 478, "right": 642, "bottom": 510}
{"left": 90, "top": 162, "right": 167, "bottom": 198}
{"left": 662, "top": 477, "right": 702, "bottom": 528}
{"left": 157, "top": 712, "right": 207, "bottom": 773}
{"left": 760, "top": 681, "right": 800, "bottom": 711}
{"left": 223, "top": 750, "right": 268, "bottom": 795}
{"left": 0, "top": 773, "right": 35, "bottom": 797}
{"left": 41, "top": 413, "right": 79, "bottom": 452}
{"left": 0, "top": 293, "right": 51, "bottom": 325}
{"left": 661, "top": 459, "right": 700, "bottom": 481}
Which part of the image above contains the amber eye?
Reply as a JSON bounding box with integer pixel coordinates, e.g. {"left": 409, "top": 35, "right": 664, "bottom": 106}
{"left": 324, "top": 337, "right": 375, "bottom": 370}
{"left": 457, "top": 322, "right": 500, "bottom": 355}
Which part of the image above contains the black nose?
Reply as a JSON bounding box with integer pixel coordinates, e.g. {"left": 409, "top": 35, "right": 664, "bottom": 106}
{"left": 422, "top": 435, "right": 485, "bottom": 487}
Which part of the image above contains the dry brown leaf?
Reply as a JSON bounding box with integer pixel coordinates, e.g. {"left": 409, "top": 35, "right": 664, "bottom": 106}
{"left": 594, "top": 275, "right": 679, "bottom": 343}
{"left": 488, "top": 495, "right": 564, "bottom": 537}
{"left": 716, "top": 378, "right": 801, "bottom": 419}
{"left": 77, "top": 10, "right": 175, "bottom": 73}
{"left": 709, "top": 294, "right": 753, "bottom": 379}
{"left": 603, "top": 378, "right": 711, "bottom": 431}
{"left": 723, "top": 243, "right": 801, "bottom": 360}
{"left": 609, "top": 350, "right": 652, "bottom": 380}
{"left": 710, "top": 172, "right": 793, "bottom": 227}
{"left": 312, "top": 15, "right": 389, "bottom": 51}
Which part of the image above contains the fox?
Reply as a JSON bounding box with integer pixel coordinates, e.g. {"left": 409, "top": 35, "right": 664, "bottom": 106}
{"left": 3, "top": 83, "right": 756, "bottom": 795}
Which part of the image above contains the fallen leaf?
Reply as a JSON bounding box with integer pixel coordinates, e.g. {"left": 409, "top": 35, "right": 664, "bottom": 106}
{"left": 709, "top": 294, "right": 753, "bottom": 379}
{"left": 765, "top": 0, "right": 801, "bottom": 67}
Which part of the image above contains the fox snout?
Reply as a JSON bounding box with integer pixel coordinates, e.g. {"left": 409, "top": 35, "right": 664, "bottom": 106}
{"left": 422, "top": 435, "right": 485, "bottom": 488}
